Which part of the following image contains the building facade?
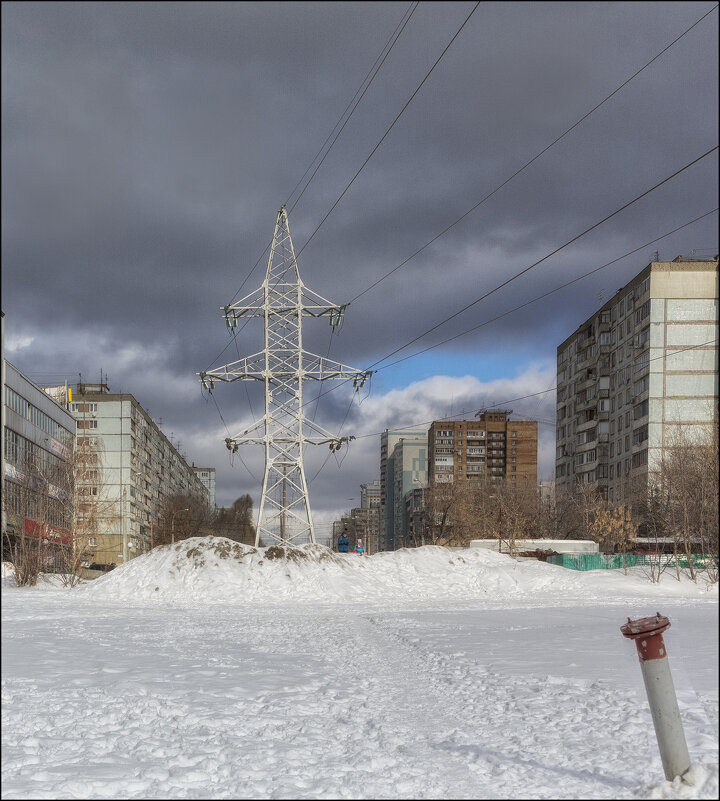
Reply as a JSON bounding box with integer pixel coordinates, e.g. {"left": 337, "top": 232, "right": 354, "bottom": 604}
{"left": 69, "top": 383, "right": 210, "bottom": 566}
{"left": 427, "top": 412, "right": 538, "bottom": 489}
{"left": 555, "top": 257, "right": 718, "bottom": 502}
{"left": 379, "top": 428, "right": 427, "bottom": 551}
{"left": 2, "top": 361, "right": 76, "bottom": 566}
{"left": 193, "top": 466, "right": 216, "bottom": 510}
{"left": 391, "top": 437, "right": 428, "bottom": 549}
{"left": 360, "top": 479, "right": 381, "bottom": 509}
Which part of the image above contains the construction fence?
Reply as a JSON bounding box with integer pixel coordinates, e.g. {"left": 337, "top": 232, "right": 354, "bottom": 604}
{"left": 545, "top": 553, "right": 715, "bottom": 571}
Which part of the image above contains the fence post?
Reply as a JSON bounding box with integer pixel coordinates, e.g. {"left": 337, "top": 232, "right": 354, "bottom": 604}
{"left": 620, "top": 613, "right": 691, "bottom": 781}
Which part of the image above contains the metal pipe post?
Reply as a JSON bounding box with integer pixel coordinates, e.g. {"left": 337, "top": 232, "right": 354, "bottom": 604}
{"left": 620, "top": 613, "right": 691, "bottom": 781}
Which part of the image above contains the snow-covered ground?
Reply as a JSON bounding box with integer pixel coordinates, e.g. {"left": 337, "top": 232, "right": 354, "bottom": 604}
{"left": 2, "top": 538, "right": 718, "bottom": 800}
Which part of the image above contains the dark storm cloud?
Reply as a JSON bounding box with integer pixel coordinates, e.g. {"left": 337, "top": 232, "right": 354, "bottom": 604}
{"left": 2, "top": 2, "right": 718, "bottom": 512}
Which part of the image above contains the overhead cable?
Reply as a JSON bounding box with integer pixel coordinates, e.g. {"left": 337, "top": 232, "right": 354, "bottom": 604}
{"left": 347, "top": 2, "right": 720, "bottom": 305}
{"left": 366, "top": 145, "right": 718, "bottom": 371}
{"left": 294, "top": 1, "right": 482, "bottom": 261}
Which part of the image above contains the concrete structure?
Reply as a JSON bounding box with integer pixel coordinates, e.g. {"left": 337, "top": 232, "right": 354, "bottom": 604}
{"left": 404, "top": 487, "right": 426, "bottom": 547}
{"left": 379, "top": 428, "right": 427, "bottom": 551}
{"left": 391, "top": 437, "right": 428, "bottom": 549}
{"left": 193, "top": 466, "right": 216, "bottom": 510}
{"left": 555, "top": 257, "right": 718, "bottom": 502}
{"left": 69, "top": 383, "right": 210, "bottom": 566}
{"left": 427, "top": 412, "right": 538, "bottom": 488}
{"left": 360, "top": 479, "right": 381, "bottom": 509}
{"left": 2, "top": 361, "right": 76, "bottom": 564}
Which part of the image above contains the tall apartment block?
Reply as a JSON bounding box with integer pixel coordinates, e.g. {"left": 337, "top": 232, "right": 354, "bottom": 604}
{"left": 2, "top": 361, "right": 76, "bottom": 565}
{"left": 427, "top": 412, "right": 538, "bottom": 488}
{"left": 193, "top": 466, "right": 216, "bottom": 510}
{"left": 360, "top": 479, "right": 381, "bottom": 509}
{"left": 555, "top": 257, "right": 718, "bottom": 502}
{"left": 379, "top": 428, "right": 427, "bottom": 551}
{"left": 70, "top": 383, "right": 210, "bottom": 566}
{"left": 391, "top": 437, "right": 428, "bottom": 549}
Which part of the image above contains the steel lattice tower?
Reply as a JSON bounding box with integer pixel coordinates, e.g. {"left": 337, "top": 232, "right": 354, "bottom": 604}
{"left": 200, "top": 207, "right": 370, "bottom": 546}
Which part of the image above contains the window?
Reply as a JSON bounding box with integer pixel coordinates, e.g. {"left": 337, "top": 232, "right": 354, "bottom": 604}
{"left": 633, "top": 425, "right": 648, "bottom": 446}
{"left": 634, "top": 352, "right": 650, "bottom": 373}
{"left": 634, "top": 375, "right": 649, "bottom": 397}
{"left": 634, "top": 399, "right": 649, "bottom": 420}
{"left": 632, "top": 450, "right": 648, "bottom": 468}
{"left": 635, "top": 300, "right": 651, "bottom": 324}
{"left": 634, "top": 276, "right": 650, "bottom": 300}
{"left": 77, "top": 419, "right": 98, "bottom": 429}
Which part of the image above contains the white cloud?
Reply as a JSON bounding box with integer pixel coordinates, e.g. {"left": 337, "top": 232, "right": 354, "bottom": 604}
{"left": 5, "top": 333, "right": 35, "bottom": 352}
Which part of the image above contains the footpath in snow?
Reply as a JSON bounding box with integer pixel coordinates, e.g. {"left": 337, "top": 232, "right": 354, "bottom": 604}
{"left": 2, "top": 538, "right": 718, "bottom": 800}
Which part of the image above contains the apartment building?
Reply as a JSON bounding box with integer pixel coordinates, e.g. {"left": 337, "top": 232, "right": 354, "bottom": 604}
{"left": 69, "top": 383, "right": 210, "bottom": 566}
{"left": 360, "top": 479, "right": 381, "bottom": 509}
{"left": 391, "top": 437, "right": 428, "bottom": 549}
{"left": 2, "top": 361, "right": 76, "bottom": 566}
{"left": 427, "top": 412, "right": 538, "bottom": 489}
{"left": 193, "top": 466, "right": 216, "bottom": 510}
{"left": 379, "top": 428, "right": 427, "bottom": 551}
{"left": 555, "top": 257, "right": 718, "bottom": 502}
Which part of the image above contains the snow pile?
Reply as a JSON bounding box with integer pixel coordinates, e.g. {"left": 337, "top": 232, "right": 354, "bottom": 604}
{"left": 647, "top": 765, "right": 719, "bottom": 799}
{"left": 75, "top": 536, "right": 715, "bottom": 605}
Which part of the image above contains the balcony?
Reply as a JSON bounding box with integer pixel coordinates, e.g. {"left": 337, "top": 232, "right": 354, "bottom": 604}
{"left": 577, "top": 376, "right": 596, "bottom": 391}
{"left": 575, "top": 417, "right": 597, "bottom": 434}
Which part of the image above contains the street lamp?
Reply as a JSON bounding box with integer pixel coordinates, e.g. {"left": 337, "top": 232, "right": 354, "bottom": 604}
{"left": 171, "top": 508, "right": 190, "bottom": 545}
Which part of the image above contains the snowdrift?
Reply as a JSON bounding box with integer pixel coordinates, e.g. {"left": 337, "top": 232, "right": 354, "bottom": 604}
{"left": 74, "top": 536, "right": 712, "bottom": 605}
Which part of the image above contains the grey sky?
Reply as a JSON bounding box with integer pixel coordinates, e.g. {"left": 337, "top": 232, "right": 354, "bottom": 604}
{"left": 2, "top": 2, "right": 718, "bottom": 534}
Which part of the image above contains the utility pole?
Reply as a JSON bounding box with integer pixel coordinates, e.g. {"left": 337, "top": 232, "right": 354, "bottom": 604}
{"left": 200, "top": 207, "right": 370, "bottom": 547}
{"left": 122, "top": 486, "right": 128, "bottom": 564}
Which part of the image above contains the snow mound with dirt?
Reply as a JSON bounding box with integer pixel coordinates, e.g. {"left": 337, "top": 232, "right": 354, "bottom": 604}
{"left": 75, "top": 536, "right": 714, "bottom": 605}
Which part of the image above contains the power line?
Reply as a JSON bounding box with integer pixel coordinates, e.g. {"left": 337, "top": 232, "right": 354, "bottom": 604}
{"left": 366, "top": 145, "right": 718, "bottom": 372}
{"left": 347, "top": 2, "right": 719, "bottom": 306}
{"left": 285, "top": 200, "right": 719, "bottom": 418}
{"left": 376, "top": 208, "right": 719, "bottom": 372}
{"left": 202, "top": 3, "right": 421, "bottom": 371}
{"left": 286, "top": 2, "right": 419, "bottom": 213}
{"left": 294, "top": 1, "right": 482, "bottom": 262}
{"left": 350, "top": 339, "right": 718, "bottom": 442}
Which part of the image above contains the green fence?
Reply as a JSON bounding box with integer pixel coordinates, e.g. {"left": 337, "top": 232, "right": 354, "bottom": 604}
{"left": 545, "top": 553, "right": 714, "bottom": 571}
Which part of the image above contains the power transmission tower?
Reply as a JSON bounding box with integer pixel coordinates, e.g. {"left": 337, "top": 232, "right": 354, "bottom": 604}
{"left": 200, "top": 207, "right": 371, "bottom": 547}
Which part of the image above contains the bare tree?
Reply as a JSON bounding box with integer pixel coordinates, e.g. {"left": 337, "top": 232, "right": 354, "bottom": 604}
{"left": 211, "top": 494, "right": 256, "bottom": 545}
{"left": 153, "top": 493, "right": 213, "bottom": 547}
{"left": 2, "top": 434, "right": 74, "bottom": 586}
{"left": 644, "top": 421, "right": 719, "bottom": 583}
{"left": 588, "top": 504, "right": 637, "bottom": 572}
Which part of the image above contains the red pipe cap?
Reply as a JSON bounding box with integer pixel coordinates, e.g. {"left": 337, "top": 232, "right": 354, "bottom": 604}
{"left": 620, "top": 612, "right": 671, "bottom": 640}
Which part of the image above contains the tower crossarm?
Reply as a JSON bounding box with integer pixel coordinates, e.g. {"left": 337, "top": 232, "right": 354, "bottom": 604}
{"left": 199, "top": 352, "right": 266, "bottom": 386}
{"left": 201, "top": 351, "right": 372, "bottom": 387}
{"left": 300, "top": 351, "right": 372, "bottom": 385}
{"left": 222, "top": 290, "right": 348, "bottom": 327}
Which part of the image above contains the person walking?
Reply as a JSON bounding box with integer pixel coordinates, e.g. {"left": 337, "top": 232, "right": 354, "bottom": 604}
{"left": 354, "top": 538, "right": 365, "bottom": 555}
{"left": 337, "top": 529, "right": 350, "bottom": 553}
